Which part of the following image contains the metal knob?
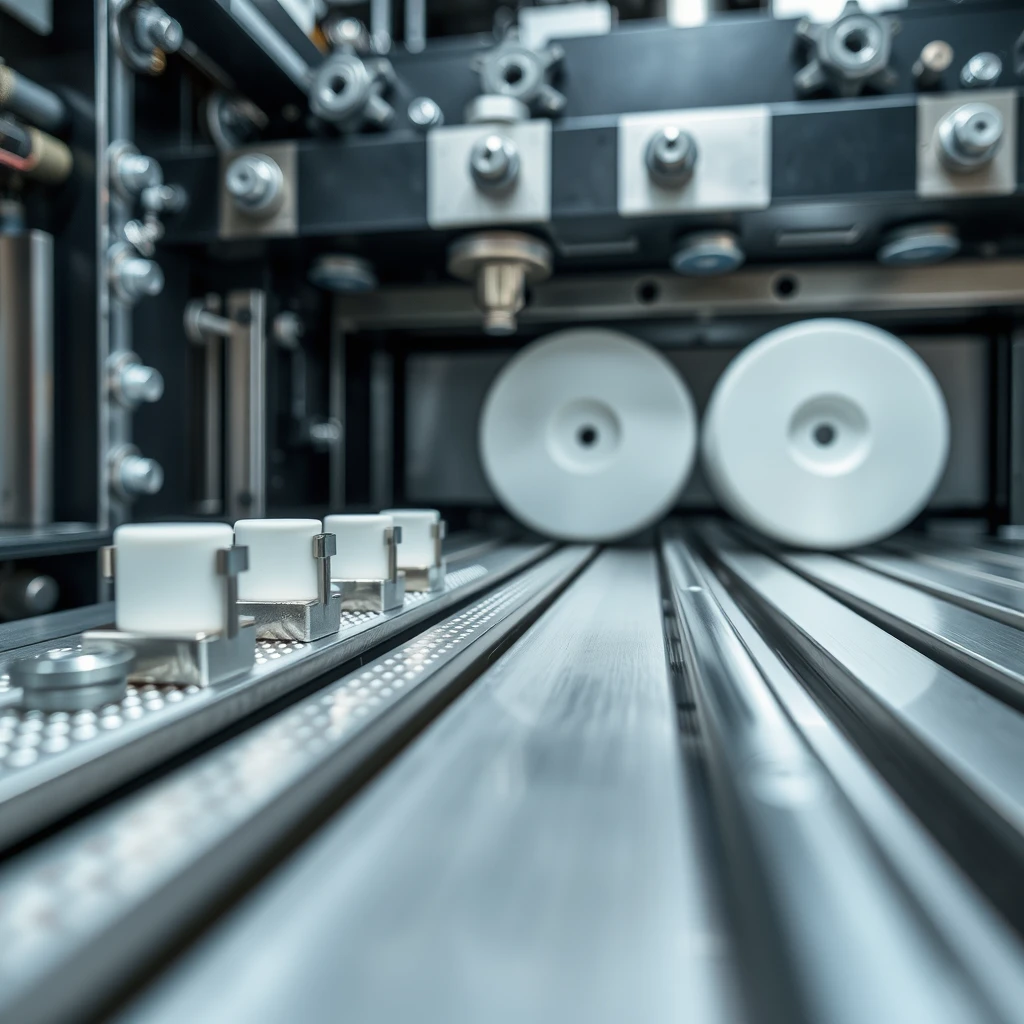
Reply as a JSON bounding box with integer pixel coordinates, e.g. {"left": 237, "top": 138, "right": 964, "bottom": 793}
{"left": 10, "top": 642, "right": 135, "bottom": 712}
{"left": 912, "top": 41, "right": 953, "bottom": 89}
{"left": 109, "top": 245, "right": 165, "bottom": 304}
{"left": 225, "top": 153, "right": 284, "bottom": 216}
{"left": 408, "top": 96, "right": 443, "bottom": 129}
{"left": 114, "top": 148, "right": 163, "bottom": 196}
{"left": 0, "top": 571, "right": 59, "bottom": 620}
{"left": 960, "top": 52, "right": 1002, "bottom": 89}
{"left": 134, "top": 5, "right": 184, "bottom": 54}
{"left": 645, "top": 127, "right": 698, "bottom": 188}
{"left": 469, "top": 134, "right": 520, "bottom": 193}
{"left": 118, "top": 453, "right": 164, "bottom": 497}
{"left": 938, "top": 102, "right": 1004, "bottom": 172}
{"left": 120, "top": 362, "right": 165, "bottom": 406}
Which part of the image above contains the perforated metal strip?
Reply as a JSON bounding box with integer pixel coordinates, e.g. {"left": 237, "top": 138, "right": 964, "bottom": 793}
{"left": 0, "top": 548, "right": 587, "bottom": 1024}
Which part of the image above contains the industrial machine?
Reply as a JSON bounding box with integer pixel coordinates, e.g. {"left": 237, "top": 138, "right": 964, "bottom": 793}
{"left": 3, "top": 0, "right": 1024, "bottom": 1020}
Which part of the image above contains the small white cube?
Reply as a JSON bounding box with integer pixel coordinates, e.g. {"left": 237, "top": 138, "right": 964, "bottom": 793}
{"left": 234, "top": 519, "right": 322, "bottom": 602}
{"left": 324, "top": 514, "right": 396, "bottom": 580}
{"left": 114, "top": 522, "right": 235, "bottom": 636}
{"left": 381, "top": 509, "right": 443, "bottom": 568}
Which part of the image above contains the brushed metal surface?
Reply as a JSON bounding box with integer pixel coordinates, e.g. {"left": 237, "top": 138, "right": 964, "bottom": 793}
{"left": 116, "top": 550, "right": 741, "bottom": 1024}
{"left": 663, "top": 535, "right": 996, "bottom": 1024}
{"left": 703, "top": 526, "right": 1024, "bottom": 842}
{"left": 0, "top": 547, "right": 590, "bottom": 1024}
{"left": 694, "top": 537, "right": 1024, "bottom": 1024}
{"left": 0, "top": 544, "right": 549, "bottom": 851}
{"left": 781, "top": 551, "right": 1024, "bottom": 712}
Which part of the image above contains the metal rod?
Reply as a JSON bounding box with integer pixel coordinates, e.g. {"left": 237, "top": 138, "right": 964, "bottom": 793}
{"left": 0, "top": 65, "right": 68, "bottom": 134}
{"left": 328, "top": 320, "right": 345, "bottom": 511}
{"left": 405, "top": 0, "right": 426, "bottom": 53}
{"left": 226, "top": 290, "right": 267, "bottom": 521}
{"left": 201, "top": 335, "right": 223, "bottom": 515}
{"left": 370, "top": 0, "right": 392, "bottom": 53}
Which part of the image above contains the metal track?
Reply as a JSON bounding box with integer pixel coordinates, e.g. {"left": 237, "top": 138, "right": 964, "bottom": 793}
{"left": 109, "top": 549, "right": 743, "bottom": 1024}
{"left": 5, "top": 530, "right": 1024, "bottom": 1023}
{"left": 0, "top": 545, "right": 592, "bottom": 1024}
{"left": 0, "top": 543, "right": 549, "bottom": 850}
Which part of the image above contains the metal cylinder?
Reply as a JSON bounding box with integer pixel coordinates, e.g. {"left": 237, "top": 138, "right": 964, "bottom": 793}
{"left": 0, "top": 570, "right": 59, "bottom": 620}
{"left": 0, "top": 65, "right": 67, "bottom": 134}
{"left": 0, "top": 230, "right": 53, "bottom": 526}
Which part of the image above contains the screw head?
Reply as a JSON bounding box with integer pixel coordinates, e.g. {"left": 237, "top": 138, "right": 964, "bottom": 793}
{"left": 469, "top": 134, "right": 520, "bottom": 191}
{"left": 960, "top": 51, "right": 1002, "bottom": 88}
{"left": 408, "top": 96, "right": 443, "bottom": 128}
{"left": 646, "top": 127, "right": 698, "bottom": 187}
{"left": 118, "top": 454, "right": 164, "bottom": 497}
{"left": 120, "top": 362, "right": 165, "bottom": 405}
{"left": 225, "top": 154, "right": 284, "bottom": 215}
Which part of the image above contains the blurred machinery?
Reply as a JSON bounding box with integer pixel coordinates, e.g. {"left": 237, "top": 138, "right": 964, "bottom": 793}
{"left": 3, "top": 0, "right": 1024, "bottom": 1021}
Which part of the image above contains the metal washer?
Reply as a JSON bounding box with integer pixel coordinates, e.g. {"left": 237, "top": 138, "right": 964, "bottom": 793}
{"left": 11, "top": 642, "right": 136, "bottom": 712}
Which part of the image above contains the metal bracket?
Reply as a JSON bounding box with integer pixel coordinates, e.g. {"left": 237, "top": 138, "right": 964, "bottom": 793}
{"left": 217, "top": 545, "right": 249, "bottom": 639}
{"left": 331, "top": 526, "right": 407, "bottom": 612}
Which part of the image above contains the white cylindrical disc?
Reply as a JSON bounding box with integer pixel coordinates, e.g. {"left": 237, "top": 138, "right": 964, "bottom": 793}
{"left": 234, "top": 519, "right": 322, "bottom": 602}
{"left": 114, "top": 522, "right": 234, "bottom": 635}
{"left": 479, "top": 328, "right": 698, "bottom": 541}
{"left": 702, "top": 319, "right": 950, "bottom": 549}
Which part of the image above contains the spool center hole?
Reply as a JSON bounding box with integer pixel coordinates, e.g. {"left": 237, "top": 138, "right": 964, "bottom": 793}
{"left": 813, "top": 423, "right": 837, "bottom": 446}
{"left": 577, "top": 425, "right": 599, "bottom": 448}
{"left": 844, "top": 29, "right": 868, "bottom": 53}
{"left": 503, "top": 64, "right": 524, "bottom": 85}
{"left": 329, "top": 76, "right": 347, "bottom": 95}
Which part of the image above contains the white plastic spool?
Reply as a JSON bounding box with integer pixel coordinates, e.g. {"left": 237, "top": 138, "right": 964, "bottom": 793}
{"left": 113, "top": 522, "right": 235, "bottom": 635}
{"left": 234, "top": 519, "right": 322, "bottom": 601}
{"left": 702, "top": 318, "right": 950, "bottom": 549}
{"left": 325, "top": 514, "right": 395, "bottom": 580}
{"left": 381, "top": 509, "right": 441, "bottom": 568}
{"left": 478, "top": 328, "right": 698, "bottom": 541}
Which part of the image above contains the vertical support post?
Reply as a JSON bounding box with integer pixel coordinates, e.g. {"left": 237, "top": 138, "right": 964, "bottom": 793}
{"left": 370, "top": 348, "right": 394, "bottom": 511}
{"left": 328, "top": 321, "right": 346, "bottom": 511}
{"left": 226, "top": 290, "right": 267, "bottom": 522}
{"left": 405, "top": 0, "right": 426, "bottom": 53}
{"left": 1008, "top": 331, "right": 1024, "bottom": 535}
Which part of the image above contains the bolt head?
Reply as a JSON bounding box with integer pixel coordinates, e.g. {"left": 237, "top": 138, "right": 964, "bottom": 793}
{"left": 961, "top": 51, "right": 1002, "bottom": 88}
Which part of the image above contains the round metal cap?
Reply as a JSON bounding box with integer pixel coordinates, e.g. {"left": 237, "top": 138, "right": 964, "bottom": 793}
{"left": 960, "top": 51, "right": 1002, "bottom": 89}
{"left": 877, "top": 222, "right": 961, "bottom": 266}
{"left": 670, "top": 231, "right": 745, "bottom": 277}
{"left": 447, "top": 231, "right": 553, "bottom": 282}
{"left": 308, "top": 254, "right": 378, "bottom": 293}
{"left": 12, "top": 642, "right": 135, "bottom": 711}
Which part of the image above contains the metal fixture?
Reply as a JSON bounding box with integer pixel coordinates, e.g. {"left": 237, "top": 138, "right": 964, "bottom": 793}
{"left": 464, "top": 95, "right": 529, "bottom": 125}
{"left": 184, "top": 298, "right": 234, "bottom": 344}
{"left": 110, "top": 141, "right": 163, "bottom": 199}
{"left": 202, "top": 92, "right": 266, "bottom": 152}
{"left": 645, "top": 126, "right": 698, "bottom": 188}
{"left": 112, "top": 0, "right": 183, "bottom": 75}
{"left": 324, "top": 14, "right": 372, "bottom": 54}
{"left": 408, "top": 97, "right": 444, "bottom": 129}
{"left": 877, "top": 222, "right": 960, "bottom": 266}
{"left": 237, "top": 533, "right": 343, "bottom": 642}
{"left": 960, "top": 52, "right": 1002, "bottom": 89}
{"left": 84, "top": 543, "right": 256, "bottom": 686}
{"left": 469, "top": 134, "right": 520, "bottom": 194}
{"left": 0, "top": 65, "right": 68, "bottom": 134}
{"left": 447, "top": 231, "right": 553, "bottom": 336}
{"left": 913, "top": 41, "right": 953, "bottom": 90}
{"left": 0, "top": 570, "right": 59, "bottom": 620}
{"left": 308, "top": 53, "right": 395, "bottom": 132}
{"left": 224, "top": 153, "right": 285, "bottom": 218}
{"left": 472, "top": 38, "right": 566, "bottom": 117}
{"left": 107, "top": 242, "right": 164, "bottom": 304}
{"left": 0, "top": 116, "right": 73, "bottom": 183}
{"left": 332, "top": 525, "right": 406, "bottom": 612}
{"left": 308, "top": 254, "right": 378, "bottom": 293}
{"left": 0, "top": 228, "right": 53, "bottom": 527}
{"left": 937, "top": 102, "right": 1003, "bottom": 173}
{"left": 794, "top": 0, "right": 898, "bottom": 98}
{"left": 9, "top": 642, "right": 136, "bottom": 712}
{"left": 109, "top": 443, "right": 164, "bottom": 499}
{"left": 108, "top": 351, "right": 165, "bottom": 409}
{"left": 670, "top": 230, "right": 745, "bottom": 276}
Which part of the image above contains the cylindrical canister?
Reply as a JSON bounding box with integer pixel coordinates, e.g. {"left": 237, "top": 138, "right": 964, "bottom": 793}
{"left": 0, "top": 229, "right": 53, "bottom": 526}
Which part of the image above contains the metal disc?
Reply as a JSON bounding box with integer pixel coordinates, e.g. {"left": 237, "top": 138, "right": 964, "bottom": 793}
{"left": 479, "top": 328, "right": 697, "bottom": 541}
{"left": 702, "top": 319, "right": 950, "bottom": 549}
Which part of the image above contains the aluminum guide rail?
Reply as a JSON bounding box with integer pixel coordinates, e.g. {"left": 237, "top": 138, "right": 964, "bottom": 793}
{"left": 113, "top": 550, "right": 741, "bottom": 1024}
{"left": 690, "top": 538, "right": 1024, "bottom": 1024}
{"left": 700, "top": 523, "right": 1024, "bottom": 922}
{"left": 662, "top": 534, "right": 998, "bottom": 1024}
{"left": 0, "top": 546, "right": 592, "bottom": 1024}
{"left": 779, "top": 551, "right": 1024, "bottom": 713}
{"left": 0, "top": 543, "right": 550, "bottom": 850}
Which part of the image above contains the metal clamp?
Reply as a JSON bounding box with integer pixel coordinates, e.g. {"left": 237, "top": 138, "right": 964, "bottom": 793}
{"left": 236, "top": 534, "right": 343, "bottom": 642}
{"left": 403, "top": 520, "right": 447, "bottom": 594}
{"left": 86, "top": 544, "right": 256, "bottom": 686}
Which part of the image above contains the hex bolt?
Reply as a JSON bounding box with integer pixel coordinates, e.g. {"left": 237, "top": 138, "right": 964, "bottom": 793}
{"left": 408, "top": 96, "right": 444, "bottom": 128}
{"left": 114, "top": 148, "right": 163, "bottom": 196}
{"left": 469, "top": 134, "right": 520, "bottom": 193}
{"left": 225, "top": 153, "right": 284, "bottom": 217}
{"left": 134, "top": 5, "right": 184, "bottom": 54}
{"left": 120, "top": 362, "right": 165, "bottom": 406}
{"left": 938, "top": 102, "right": 1004, "bottom": 172}
{"left": 109, "top": 246, "right": 165, "bottom": 304}
{"left": 960, "top": 51, "right": 1002, "bottom": 89}
{"left": 645, "top": 127, "right": 698, "bottom": 188}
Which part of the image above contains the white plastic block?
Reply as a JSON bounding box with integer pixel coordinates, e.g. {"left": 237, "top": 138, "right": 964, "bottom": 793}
{"left": 324, "top": 514, "right": 395, "bottom": 581}
{"left": 114, "top": 522, "right": 235, "bottom": 636}
{"left": 234, "top": 518, "right": 322, "bottom": 602}
{"left": 381, "top": 509, "right": 442, "bottom": 568}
